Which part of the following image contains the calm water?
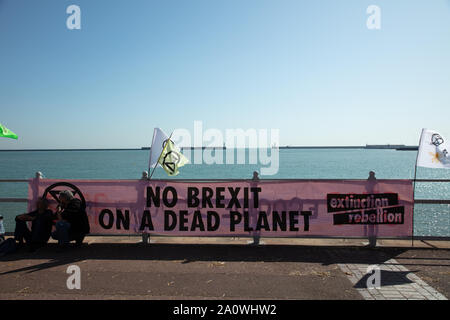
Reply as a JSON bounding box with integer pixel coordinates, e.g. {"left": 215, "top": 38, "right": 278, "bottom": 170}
{"left": 0, "top": 149, "right": 449, "bottom": 235}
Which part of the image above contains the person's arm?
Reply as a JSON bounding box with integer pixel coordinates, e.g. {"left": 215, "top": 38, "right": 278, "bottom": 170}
{"left": 60, "top": 201, "right": 79, "bottom": 221}
{"left": 45, "top": 209, "right": 56, "bottom": 221}
{"left": 55, "top": 205, "right": 64, "bottom": 221}
{"left": 15, "top": 212, "right": 36, "bottom": 221}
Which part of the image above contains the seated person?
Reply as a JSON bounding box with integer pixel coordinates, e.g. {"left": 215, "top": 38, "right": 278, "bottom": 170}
{"left": 14, "top": 197, "right": 54, "bottom": 251}
{"left": 51, "top": 190, "right": 90, "bottom": 250}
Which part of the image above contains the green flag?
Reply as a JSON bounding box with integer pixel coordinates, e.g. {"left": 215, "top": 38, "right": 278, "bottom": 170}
{"left": 0, "top": 123, "right": 18, "bottom": 139}
{"left": 158, "top": 139, "right": 189, "bottom": 176}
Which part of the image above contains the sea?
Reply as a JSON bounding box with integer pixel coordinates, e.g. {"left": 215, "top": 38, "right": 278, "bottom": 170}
{"left": 0, "top": 148, "right": 449, "bottom": 236}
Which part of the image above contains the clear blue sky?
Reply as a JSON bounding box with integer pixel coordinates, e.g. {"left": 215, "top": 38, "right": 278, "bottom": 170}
{"left": 1, "top": 0, "right": 450, "bottom": 149}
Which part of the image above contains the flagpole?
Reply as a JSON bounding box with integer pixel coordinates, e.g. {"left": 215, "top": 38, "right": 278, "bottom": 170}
{"left": 411, "top": 129, "right": 424, "bottom": 248}
{"left": 147, "top": 129, "right": 157, "bottom": 179}
{"left": 412, "top": 161, "right": 418, "bottom": 248}
{"left": 148, "top": 131, "right": 174, "bottom": 180}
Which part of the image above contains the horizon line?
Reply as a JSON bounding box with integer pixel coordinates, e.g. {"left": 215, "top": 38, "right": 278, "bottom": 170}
{"left": 0, "top": 144, "right": 419, "bottom": 152}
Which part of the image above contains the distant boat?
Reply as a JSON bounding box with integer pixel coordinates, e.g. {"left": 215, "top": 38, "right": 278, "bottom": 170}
{"left": 180, "top": 146, "right": 226, "bottom": 150}
{"left": 396, "top": 146, "right": 418, "bottom": 151}
{"left": 142, "top": 146, "right": 226, "bottom": 150}
{"left": 365, "top": 144, "right": 406, "bottom": 149}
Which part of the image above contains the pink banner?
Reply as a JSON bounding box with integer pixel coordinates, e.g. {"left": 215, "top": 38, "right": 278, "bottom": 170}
{"left": 28, "top": 179, "right": 414, "bottom": 238}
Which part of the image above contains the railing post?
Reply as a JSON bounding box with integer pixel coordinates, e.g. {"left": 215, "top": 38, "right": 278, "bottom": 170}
{"left": 367, "top": 171, "right": 377, "bottom": 248}
{"left": 29, "top": 171, "right": 43, "bottom": 212}
{"left": 140, "top": 171, "right": 151, "bottom": 244}
{"left": 249, "top": 171, "right": 261, "bottom": 245}
{"left": 142, "top": 233, "right": 150, "bottom": 244}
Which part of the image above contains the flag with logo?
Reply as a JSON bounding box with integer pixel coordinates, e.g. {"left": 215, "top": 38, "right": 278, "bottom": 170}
{"left": 149, "top": 128, "right": 189, "bottom": 176}
{"left": 417, "top": 128, "right": 450, "bottom": 169}
{"left": 0, "top": 123, "right": 18, "bottom": 139}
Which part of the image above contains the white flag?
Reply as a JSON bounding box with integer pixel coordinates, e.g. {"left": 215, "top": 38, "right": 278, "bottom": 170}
{"left": 148, "top": 128, "right": 189, "bottom": 175}
{"left": 149, "top": 128, "right": 170, "bottom": 170}
{"left": 417, "top": 128, "right": 450, "bottom": 169}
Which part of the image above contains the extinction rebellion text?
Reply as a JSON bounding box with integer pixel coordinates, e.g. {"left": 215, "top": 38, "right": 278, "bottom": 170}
{"left": 327, "top": 193, "right": 405, "bottom": 225}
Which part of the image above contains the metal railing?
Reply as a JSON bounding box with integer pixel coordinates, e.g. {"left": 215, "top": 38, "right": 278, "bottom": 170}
{"left": 0, "top": 178, "right": 29, "bottom": 203}
{"left": 414, "top": 179, "right": 450, "bottom": 205}
{"left": 2, "top": 176, "right": 450, "bottom": 204}
{"left": 1, "top": 173, "right": 449, "bottom": 240}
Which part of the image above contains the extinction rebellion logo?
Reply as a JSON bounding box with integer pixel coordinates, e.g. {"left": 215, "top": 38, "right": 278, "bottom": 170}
{"left": 327, "top": 193, "right": 405, "bottom": 225}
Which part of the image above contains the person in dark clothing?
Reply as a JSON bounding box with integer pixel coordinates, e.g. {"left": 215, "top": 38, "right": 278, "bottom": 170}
{"left": 51, "top": 190, "right": 90, "bottom": 250}
{"left": 14, "top": 197, "right": 54, "bottom": 251}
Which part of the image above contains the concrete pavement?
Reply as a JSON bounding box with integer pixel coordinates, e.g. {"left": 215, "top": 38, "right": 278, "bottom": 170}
{"left": 0, "top": 236, "right": 449, "bottom": 300}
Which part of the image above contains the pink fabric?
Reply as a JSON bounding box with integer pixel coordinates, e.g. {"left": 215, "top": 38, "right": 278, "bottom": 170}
{"left": 28, "top": 179, "right": 414, "bottom": 238}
